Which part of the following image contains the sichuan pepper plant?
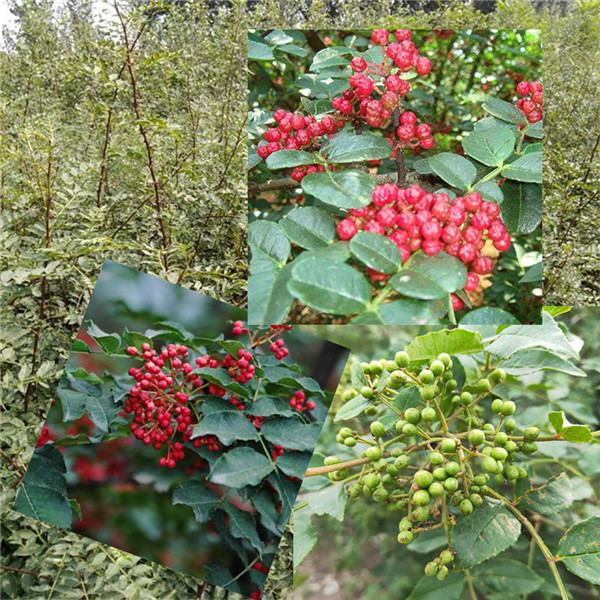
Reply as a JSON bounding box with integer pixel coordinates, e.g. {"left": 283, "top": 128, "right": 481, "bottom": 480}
{"left": 248, "top": 29, "right": 542, "bottom": 325}
{"left": 15, "top": 321, "right": 330, "bottom": 598}
{"left": 294, "top": 309, "right": 600, "bottom": 599}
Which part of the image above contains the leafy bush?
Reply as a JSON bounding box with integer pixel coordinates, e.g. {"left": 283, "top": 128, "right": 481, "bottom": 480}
{"left": 248, "top": 29, "right": 542, "bottom": 324}
{"left": 295, "top": 307, "right": 600, "bottom": 599}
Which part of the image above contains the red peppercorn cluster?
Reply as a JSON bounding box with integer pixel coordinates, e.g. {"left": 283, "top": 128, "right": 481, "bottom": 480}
{"left": 329, "top": 30, "right": 434, "bottom": 150}
{"left": 250, "top": 590, "right": 261, "bottom": 600}
{"left": 36, "top": 425, "right": 55, "bottom": 447}
{"left": 289, "top": 390, "right": 316, "bottom": 412}
{"left": 516, "top": 81, "right": 542, "bottom": 123}
{"left": 335, "top": 184, "right": 511, "bottom": 292}
{"left": 253, "top": 562, "right": 270, "bottom": 574}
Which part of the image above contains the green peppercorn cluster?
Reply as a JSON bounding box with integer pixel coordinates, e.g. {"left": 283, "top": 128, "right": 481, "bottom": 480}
{"left": 325, "top": 350, "right": 541, "bottom": 579}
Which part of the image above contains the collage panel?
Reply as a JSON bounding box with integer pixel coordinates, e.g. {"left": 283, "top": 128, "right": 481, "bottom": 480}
{"left": 248, "top": 29, "right": 543, "bottom": 326}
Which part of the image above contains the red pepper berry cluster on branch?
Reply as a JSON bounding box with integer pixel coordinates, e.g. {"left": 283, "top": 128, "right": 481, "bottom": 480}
{"left": 124, "top": 325, "right": 296, "bottom": 468}
{"left": 516, "top": 80, "right": 542, "bottom": 123}
{"left": 336, "top": 184, "right": 511, "bottom": 301}
{"left": 329, "top": 29, "right": 435, "bottom": 150}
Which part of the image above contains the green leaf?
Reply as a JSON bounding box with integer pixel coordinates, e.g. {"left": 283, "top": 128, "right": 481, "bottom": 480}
{"left": 428, "top": 153, "right": 477, "bottom": 190}
{"left": 222, "top": 503, "right": 264, "bottom": 552}
{"left": 498, "top": 350, "right": 585, "bottom": 377}
{"left": 459, "top": 308, "right": 520, "bottom": 325}
{"left": 471, "top": 559, "right": 543, "bottom": 598}
{"left": 248, "top": 220, "right": 290, "bottom": 273}
{"left": 393, "top": 386, "right": 422, "bottom": 411}
{"left": 86, "top": 322, "right": 121, "bottom": 353}
{"left": 390, "top": 252, "right": 466, "bottom": 300}
{"left": 251, "top": 488, "right": 282, "bottom": 536}
{"left": 452, "top": 501, "right": 521, "bottom": 569}
{"left": 462, "top": 126, "right": 515, "bottom": 167}
{"left": 276, "top": 451, "right": 310, "bottom": 479}
{"left": 192, "top": 412, "right": 259, "bottom": 445}
{"left": 210, "top": 447, "right": 274, "bottom": 488}
{"left": 349, "top": 231, "right": 402, "bottom": 274}
{"left": 260, "top": 418, "right": 321, "bottom": 451}
{"left": 557, "top": 516, "right": 600, "bottom": 584}
{"left": 301, "top": 169, "right": 376, "bottom": 209}
{"left": 405, "top": 329, "right": 483, "bottom": 362}
{"left": 482, "top": 98, "right": 528, "bottom": 126}
{"left": 14, "top": 446, "right": 72, "bottom": 529}
{"left": 192, "top": 367, "right": 249, "bottom": 398}
{"left": 334, "top": 394, "right": 371, "bottom": 422}
{"left": 499, "top": 181, "right": 541, "bottom": 234}
{"left": 266, "top": 149, "right": 317, "bottom": 169}
{"left": 248, "top": 145, "right": 261, "bottom": 170}
{"left": 407, "top": 572, "right": 465, "bottom": 600}
{"left": 280, "top": 207, "right": 336, "bottom": 250}
{"left": 288, "top": 257, "right": 371, "bottom": 314}
{"left": 520, "top": 261, "right": 542, "bottom": 283}
{"left": 122, "top": 328, "right": 153, "bottom": 351}
{"left": 543, "top": 306, "right": 572, "bottom": 318}
{"left": 248, "top": 268, "right": 294, "bottom": 326}
{"left": 350, "top": 300, "right": 440, "bottom": 325}
{"left": 322, "top": 131, "right": 393, "bottom": 163}
{"left": 172, "top": 481, "right": 219, "bottom": 523}
{"left": 517, "top": 473, "right": 573, "bottom": 515}
{"left": 248, "top": 38, "right": 274, "bottom": 61}
{"left": 246, "top": 397, "right": 294, "bottom": 418}
{"left": 548, "top": 411, "right": 592, "bottom": 442}
{"left": 501, "top": 152, "right": 542, "bottom": 184}
{"left": 305, "top": 483, "right": 347, "bottom": 520}
{"left": 525, "top": 120, "right": 542, "bottom": 139}
{"left": 310, "top": 46, "right": 355, "bottom": 71}
{"left": 293, "top": 509, "right": 317, "bottom": 568}
{"left": 71, "top": 339, "right": 90, "bottom": 353}
{"left": 261, "top": 366, "right": 324, "bottom": 395}
{"left": 474, "top": 180, "right": 503, "bottom": 204}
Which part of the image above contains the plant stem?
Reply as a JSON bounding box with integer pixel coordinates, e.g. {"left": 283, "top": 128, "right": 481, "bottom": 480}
{"left": 466, "top": 572, "right": 478, "bottom": 600}
{"left": 485, "top": 488, "right": 570, "bottom": 600}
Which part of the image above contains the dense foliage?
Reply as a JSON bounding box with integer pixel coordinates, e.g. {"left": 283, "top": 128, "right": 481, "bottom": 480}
{"left": 249, "top": 28, "right": 542, "bottom": 324}
{"left": 295, "top": 307, "right": 600, "bottom": 599}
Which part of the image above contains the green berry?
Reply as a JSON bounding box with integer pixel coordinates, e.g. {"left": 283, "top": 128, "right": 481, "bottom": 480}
{"left": 339, "top": 427, "right": 353, "bottom": 439}
{"left": 347, "top": 483, "right": 361, "bottom": 497}
{"left": 450, "top": 491, "right": 464, "bottom": 506}
{"left": 429, "top": 481, "right": 444, "bottom": 497}
{"left": 443, "top": 477, "right": 459, "bottom": 492}
{"left": 430, "top": 360, "right": 445, "bottom": 376}
{"left": 440, "top": 549, "right": 453, "bottom": 564}
{"left": 383, "top": 360, "right": 398, "bottom": 372}
{"left": 389, "top": 370, "right": 407, "bottom": 388}
{"left": 504, "top": 418, "right": 516, "bottom": 433}
{"left": 364, "top": 473, "right": 380, "bottom": 488}
{"left": 362, "top": 485, "right": 373, "bottom": 496}
{"left": 473, "top": 474, "right": 489, "bottom": 486}
{"left": 483, "top": 423, "right": 495, "bottom": 432}
{"left": 451, "top": 395, "right": 461, "bottom": 405}
{"left": 445, "top": 379, "right": 458, "bottom": 390}
{"left": 413, "top": 489, "right": 431, "bottom": 506}
{"left": 429, "top": 451, "right": 444, "bottom": 466}
{"left": 420, "top": 386, "right": 435, "bottom": 401}
{"left": 438, "top": 353, "right": 452, "bottom": 368}
{"left": 399, "top": 516, "right": 412, "bottom": 531}
{"left": 394, "top": 455, "right": 410, "bottom": 470}
{"left": 505, "top": 465, "right": 519, "bottom": 480}
{"left": 414, "top": 470, "right": 434, "bottom": 488}
{"left": 382, "top": 473, "right": 393, "bottom": 485}
{"left": 491, "top": 399, "right": 503, "bottom": 414}
{"left": 365, "top": 405, "right": 378, "bottom": 416}
{"left": 397, "top": 530, "right": 413, "bottom": 544}
{"left": 495, "top": 432, "right": 508, "bottom": 445}
{"left": 390, "top": 448, "right": 403, "bottom": 458}
{"left": 419, "top": 369, "right": 434, "bottom": 384}
{"left": 445, "top": 461, "right": 460, "bottom": 476}
{"left": 468, "top": 429, "right": 485, "bottom": 446}
{"left": 405, "top": 407, "right": 422, "bottom": 424}
{"left": 433, "top": 467, "right": 448, "bottom": 481}
{"left": 344, "top": 437, "right": 357, "bottom": 447}
{"left": 422, "top": 406, "right": 437, "bottom": 421}
{"left": 370, "top": 421, "right": 386, "bottom": 438}
{"left": 483, "top": 456, "right": 498, "bottom": 472}
{"left": 365, "top": 446, "right": 381, "bottom": 460}
{"left": 395, "top": 351, "right": 410, "bottom": 367}
{"left": 403, "top": 423, "right": 418, "bottom": 436}
{"left": 478, "top": 378, "right": 491, "bottom": 392}
{"left": 424, "top": 561, "right": 439, "bottom": 576}
{"left": 524, "top": 426, "right": 540, "bottom": 441}
{"left": 361, "top": 362, "right": 371, "bottom": 374}
{"left": 412, "top": 505, "right": 430, "bottom": 522}
{"left": 460, "top": 498, "right": 474, "bottom": 515}
{"left": 360, "top": 386, "right": 374, "bottom": 399}
{"left": 437, "top": 565, "right": 449, "bottom": 581}
{"left": 386, "top": 464, "right": 399, "bottom": 476}
{"left": 373, "top": 458, "right": 387, "bottom": 471}
{"left": 505, "top": 441, "right": 518, "bottom": 454}
{"left": 521, "top": 442, "right": 538, "bottom": 455}
{"left": 461, "top": 391, "right": 473, "bottom": 405}
{"left": 335, "top": 435, "right": 344, "bottom": 444}
{"left": 517, "top": 467, "right": 528, "bottom": 479}
{"left": 494, "top": 473, "right": 505, "bottom": 484}
{"left": 372, "top": 486, "right": 389, "bottom": 502}
{"left": 489, "top": 368, "right": 505, "bottom": 384}
{"left": 491, "top": 447, "right": 508, "bottom": 461}
{"left": 501, "top": 400, "right": 516, "bottom": 416}
{"left": 470, "top": 493, "right": 483, "bottom": 507}
{"left": 324, "top": 455, "right": 340, "bottom": 466}
{"left": 440, "top": 438, "right": 457, "bottom": 454}
{"left": 342, "top": 389, "right": 357, "bottom": 402}
{"left": 395, "top": 419, "right": 408, "bottom": 433}
{"left": 370, "top": 360, "right": 383, "bottom": 374}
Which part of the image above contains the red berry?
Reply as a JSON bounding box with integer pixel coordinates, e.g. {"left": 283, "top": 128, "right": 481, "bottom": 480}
{"left": 451, "top": 294, "right": 464, "bottom": 311}
{"left": 400, "top": 111, "right": 417, "bottom": 126}
{"left": 416, "top": 56, "right": 432, "bottom": 76}
{"left": 471, "top": 256, "right": 494, "bottom": 275}
{"left": 464, "top": 192, "right": 483, "bottom": 212}
{"left": 372, "top": 183, "right": 398, "bottom": 206}
{"left": 421, "top": 220, "right": 442, "bottom": 240}
{"left": 336, "top": 218, "right": 359, "bottom": 241}
{"left": 351, "top": 56, "right": 367, "bottom": 72}
{"left": 464, "top": 272, "right": 479, "bottom": 292}
{"left": 458, "top": 243, "right": 477, "bottom": 264}
{"left": 372, "top": 29, "right": 389, "bottom": 45}
{"left": 516, "top": 81, "right": 531, "bottom": 95}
